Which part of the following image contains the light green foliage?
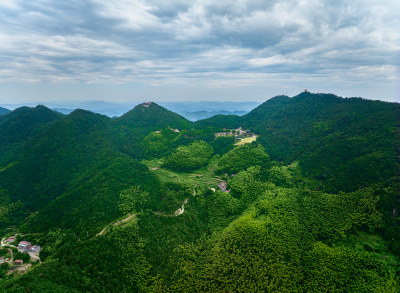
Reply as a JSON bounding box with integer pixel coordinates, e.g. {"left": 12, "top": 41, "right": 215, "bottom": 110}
{"left": 303, "top": 242, "right": 399, "bottom": 292}
{"left": 228, "top": 166, "right": 268, "bottom": 204}
{"left": 211, "top": 135, "right": 235, "bottom": 155}
{"left": 204, "top": 190, "right": 240, "bottom": 230}
{"left": 140, "top": 128, "right": 181, "bottom": 158}
{"left": 218, "top": 143, "right": 270, "bottom": 174}
{"left": 141, "top": 132, "right": 169, "bottom": 158}
{"left": 0, "top": 189, "right": 21, "bottom": 224}
{"left": 301, "top": 187, "right": 382, "bottom": 243}
{"left": 119, "top": 185, "right": 150, "bottom": 215}
{"left": 164, "top": 141, "right": 213, "bottom": 171}
{"left": 267, "top": 165, "right": 293, "bottom": 187}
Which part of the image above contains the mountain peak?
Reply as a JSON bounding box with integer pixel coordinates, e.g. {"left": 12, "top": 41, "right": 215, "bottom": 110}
{"left": 116, "top": 102, "right": 191, "bottom": 130}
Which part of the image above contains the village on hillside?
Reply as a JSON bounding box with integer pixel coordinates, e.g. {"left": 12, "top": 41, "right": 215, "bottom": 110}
{"left": 0, "top": 234, "right": 41, "bottom": 276}
{"left": 215, "top": 127, "right": 258, "bottom": 144}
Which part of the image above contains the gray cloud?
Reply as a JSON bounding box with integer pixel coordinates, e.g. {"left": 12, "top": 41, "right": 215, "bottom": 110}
{"left": 0, "top": 0, "right": 398, "bottom": 102}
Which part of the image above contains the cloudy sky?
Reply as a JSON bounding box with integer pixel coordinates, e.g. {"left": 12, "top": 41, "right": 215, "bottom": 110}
{"left": 0, "top": 0, "right": 399, "bottom": 103}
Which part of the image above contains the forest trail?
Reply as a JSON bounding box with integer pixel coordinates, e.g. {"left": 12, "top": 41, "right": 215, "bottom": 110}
{"left": 96, "top": 213, "right": 136, "bottom": 236}
{"left": 174, "top": 198, "right": 188, "bottom": 216}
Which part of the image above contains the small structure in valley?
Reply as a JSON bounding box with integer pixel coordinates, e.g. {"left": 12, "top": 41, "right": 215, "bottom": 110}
{"left": 18, "top": 241, "right": 32, "bottom": 252}
{"left": 218, "top": 181, "right": 230, "bottom": 192}
{"left": 14, "top": 260, "right": 23, "bottom": 265}
{"left": 0, "top": 257, "right": 4, "bottom": 264}
{"left": 29, "top": 245, "right": 41, "bottom": 254}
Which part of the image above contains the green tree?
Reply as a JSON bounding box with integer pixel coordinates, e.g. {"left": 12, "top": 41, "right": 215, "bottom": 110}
{"left": 119, "top": 186, "right": 149, "bottom": 215}
{"left": 218, "top": 143, "right": 270, "bottom": 174}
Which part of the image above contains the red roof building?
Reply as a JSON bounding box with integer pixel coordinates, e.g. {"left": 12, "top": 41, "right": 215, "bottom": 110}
{"left": 14, "top": 259, "right": 23, "bottom": 265}
{"left": 6, "top": 237, "right": 15, "bottom": 242}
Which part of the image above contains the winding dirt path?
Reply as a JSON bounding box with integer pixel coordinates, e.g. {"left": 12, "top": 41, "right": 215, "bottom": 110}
{"left": 174, "top": 199, "right": 188, "bottom": 216}
{"left": 96, "top": 213, "right": 136, "bottom": 236}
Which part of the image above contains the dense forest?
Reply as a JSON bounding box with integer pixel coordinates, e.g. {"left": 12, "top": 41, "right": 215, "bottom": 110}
{"left": 0, "top": 92, "right": 398, "bottom": 292}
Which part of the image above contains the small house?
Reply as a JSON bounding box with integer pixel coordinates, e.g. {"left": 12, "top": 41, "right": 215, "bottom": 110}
{"left": 14, "top": 259, "right": 23, "bottom": 265}
{"left": 29, "top": 245, "right": 41, "bottom": 254}
{"left": 6, "top": 236, "right": 15, "bottom": 243}
{"left": 0, "top": 257, "right": 4, "bottom": 263}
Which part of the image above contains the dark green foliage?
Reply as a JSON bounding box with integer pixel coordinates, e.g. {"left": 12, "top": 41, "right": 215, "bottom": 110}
{"left": 0, "top": 263, "right": 10, "bottom": 279}
{"left": 119, "top": 185, "right": 149, "bottom": 215}
{"left": 0, "top": 107, "right": 10, "bottom": 116}
{"left": 218, "top": 143, "right": 270, "bottom": 174}
{"left": 22, "top": 149, "right": 159, "bottom": 236}
{"left": 0, "top": 105, "right": 62, "bottom": 155}
{"left": 114, "top": 102, "right": 191, "bottom": 131}
{"left": 210, "top": 135, "right": 235, "bottom": 155}
{"left": 203, "top": 190, "right": 240, "bottom": 230}
{"left": 0, "top": 109, "right": 112, "bottom": 217}
{"left": 241, "top": 92, "right": 400, "bottom": 192}
{"left": 164, "top": 141, "right": 213, "bottom": 171}
{"left": 13, "top": 252, "right": 30, "bottom": 263}
{"left": 0, "top": 95, "right": 398, "bottom": 292}
{"left": 303, "top": 242, "right": 399, "bottom": 292}
{"left": 194, "top": 114, "right": 242, "bottom": 129}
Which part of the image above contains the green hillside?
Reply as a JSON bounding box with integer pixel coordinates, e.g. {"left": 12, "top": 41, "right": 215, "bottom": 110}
{"left": 241, "top": 92, "right": 399, "bottom": 192}
{"left": 115, "top": 102, "right": 191, "bottom": 131}
{"left": 0, "top": 105, "right": 62, "bottom": 156}
{"left": 0, "top": 107, "right": 10, "bottom": 116}
{"left": 0, "top": 95, "right": 398, "bottom": 292}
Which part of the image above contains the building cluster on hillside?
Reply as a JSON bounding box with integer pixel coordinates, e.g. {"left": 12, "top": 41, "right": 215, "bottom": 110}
{"left": 18, "top": 241, "right": 41, "bottom": 254}
{"left": 142, "top": 102, "right": 152, "bottom": 107}
{"left": 215, "top": 127, "right": 257, "bottom": 141}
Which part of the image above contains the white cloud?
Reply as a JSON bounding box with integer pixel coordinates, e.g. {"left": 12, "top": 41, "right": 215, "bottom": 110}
{"left": 0, "top": 0, "right": 398, "bottom": 101}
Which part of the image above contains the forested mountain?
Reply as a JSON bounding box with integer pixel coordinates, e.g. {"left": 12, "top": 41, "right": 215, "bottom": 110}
{"left": 0, "top": 107, "right": 10, "bottom": 116}
{"left": 115, "top": 102, "right": 191, "bottom": 130}
{"left": 0, "top": 93, "right": 398, "bottom": 292}
{"left": 0, "top": 105, "right": 62, "bottom": 156}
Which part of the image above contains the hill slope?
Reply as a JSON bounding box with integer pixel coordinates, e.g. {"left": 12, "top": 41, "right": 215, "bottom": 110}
{"left": 242, "top": 92, "right": 399, "bottom": 192}
{"left": 195, "top": 92, "right": 399, "bottom": 192}
{"left": 115, "top": 102, "right": 192, "bottom": 130}
{"left": 0, "top": 105, "right": 62, "bottom": 156}
{"left": 0, "top": 107, "right": 10, "bottom": 116}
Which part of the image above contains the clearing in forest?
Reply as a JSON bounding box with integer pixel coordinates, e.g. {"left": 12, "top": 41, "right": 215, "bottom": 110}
{"left": 142, "top": 156, "right": 220, "bottom": 188}
{"left": 234, "top": 136, "right": 258, "bottom": 146}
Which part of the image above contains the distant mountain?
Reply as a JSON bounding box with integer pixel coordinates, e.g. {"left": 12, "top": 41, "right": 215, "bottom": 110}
{"left": 0, "top": 105, "right": 62, "bottom": 155}
{"left": 115, "top": 102, "right": 192, "bottom": 130}
{"left": 159, "top": 101, "right": 260, "bottom": 113}
{"left": 0, "top": 107, "right": 10, "bottom": 116}
{"left": 53, "top": 107, "right": 74, "bottom": 115}
{"left": 3, "top": 100, "right": 261, "bottom": 120}
{"left": 179, "top": 110, "right": 247, "bottom": 121}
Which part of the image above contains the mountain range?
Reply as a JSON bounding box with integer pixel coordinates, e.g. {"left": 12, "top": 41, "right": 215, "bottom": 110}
{"left": 0, "top": 92, "right": 398, "bottom": 292}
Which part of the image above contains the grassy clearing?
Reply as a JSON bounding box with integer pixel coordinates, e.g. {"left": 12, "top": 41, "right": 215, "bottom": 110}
{"left": 234, "top": 136, "right": 258, "bottom": 146}
{"left": 142, "top": 156, "right": 222, "bottom": 188}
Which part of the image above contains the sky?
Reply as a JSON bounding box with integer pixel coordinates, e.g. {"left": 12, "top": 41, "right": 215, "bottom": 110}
{"left": 0, "top": 0, "right": 399, "bottom": 104}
